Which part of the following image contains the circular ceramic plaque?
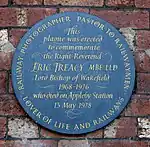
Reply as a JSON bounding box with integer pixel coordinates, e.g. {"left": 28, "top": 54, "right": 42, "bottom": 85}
{"left": 12, "top": 12, "right": 135, "bottom": 134}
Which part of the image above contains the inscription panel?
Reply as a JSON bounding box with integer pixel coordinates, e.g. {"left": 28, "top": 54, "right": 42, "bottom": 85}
{"left": 12, "top": 12, "right": 135, "bottom": 134}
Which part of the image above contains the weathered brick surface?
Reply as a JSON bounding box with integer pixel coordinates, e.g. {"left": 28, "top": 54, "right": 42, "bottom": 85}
{"left": 0, "top": 0, "right": 8, "bottom": 6}
{"left": 119, "top": 27, "right": 136, "bottom": 52}
{"left": 125, "top": 95, "right": 150, "bottom": 116}
{"left": 135, "top": 51, "right": 150, "bottom": 72}
{"left": 29, "top": 140, "right": 58, "bottom": 147}
{"left": 13, "top": 0, "right": 43, "bottom": 5}
{"left": 0, "top": 29, "right": 8, "bottom": 48}
{"left": 138, "top": 118, "right": 150, "bottom": 138}
{"left": 58, "top": 140, "right": 89, "bottom": 147}
{"left": 17, "top": 9, "right": 28, "bottom": 26}
{"left": 104, "top": 117, "right": 137, "bottom": 138}
{"left": 0, "top": 52, "right": 13, "bottom": 70}
{"left": 0, "top": 117, "right": 6, "bottom": 138}
{"left": 0, "top": 140, "right": 58, "bottom": 147}
{"left": 0, "top": 95, "right": 25, "bottom": 115}
{"left": 8, "top": 117, "right": 39, "bottom": 138}
{"left": 90, "top": 10, "right": 149, "bottom": 29}
{"left": 90, "top": 140, "right": 149, "bottom": 147}
{"left": 44, "top": 0, "right": 104, "bottom": 6}
{"left": 135, "top": 0, "right": 150, "bottom": 8}
{"left": 9, "top": 29, "right": 27, "bottom": 47}
{"left": 0, "top": 29, "right": 14, "bottom": 70}
{"left": 0, "top": 8, "right": 57, "bottom": 27}
{"left": 0, "top": 141, "right": 26, "bottom": 147}
{"left": 0, "top": 71, "right": 7, "bottom": 94}
{"left": 136, "top": 31, "right": 150, "bottom": 49}
{"left": 106, "top": 0, "right": 134, "bottom": 6}
{"left": 136, "top": 73, "right": 150, "bottom": 94}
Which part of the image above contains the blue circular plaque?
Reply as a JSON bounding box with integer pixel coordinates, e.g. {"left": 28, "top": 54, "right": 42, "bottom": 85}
{"left": 12, "top": 12, "right": 135, "bottom": 134}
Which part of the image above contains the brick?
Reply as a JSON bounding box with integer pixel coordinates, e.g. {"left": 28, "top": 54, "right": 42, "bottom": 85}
{"left": 90, "top": 10, "right": 149, "bottom": 29}
{"left": 136, "top": 31, "right": 150, "bottom": 49}
{"left": 136, "top": 73, "right": 150, "bottom": 94}
{"left": 0, "top": 0, "right": 8, "bottom": 6}
{"left": 29, "top": 140, "right": 58, "bottom": 147}
{"left": 0, "top": 29, "right": 14, "bottom": 70}
{"left": 0, "top": 8, "right": 17, "bottom": 27}
{"left": 0, "top": 95, "right": 25, "bottom": 115}
{"left": 135, "top": 0, "right": 150, "bottom": 8}
{"left": 26, "top": 8, "right": 57, "bottom": 26}
{"left": 9, "top": 29, "right": 27, "bottom": 47}
{"left": 0, "top": 117, "right": 6, "bottom": 138}
{"left": 138, "top": 118, "right": 150, "bottom": 138}
{"left": 86, "top": 129, "right": 103, "bottom": 138}
{"left": 0, "top": 71, "right": 7, "bottom": 94}
{"left": 41, "top": 127, "right": 85, "bottom": 138}
{"left": 104, "top": 117, "right": 137, "bottom": 138}
{"left": 125, "top": 95, "right": 150, "bottom": 116}
{"left": 106, "top": 0, "right": 134, "bottom": 6}
{"left": 8, "top": 117, "right": 39, "bottom": 138}
{"left": 2, "top": 141, "right": 25, "bottom": 147}
{"left": 0, "top": 52, "right": 13, "bottom": 70}
{"left": 0, "top": 140, "right": 58, "bottom": 147}
{"left": 13, "top": 0, "right": 43, "bottom": 5}
{"left": 9, "top": 74, "right": 14, "bottom": 94}
{"left": 40, "top": 128, "right": 63, "bottom": 138}
{"left": 90, "top": 140, "right": 149, "bottom": 147}
{"left": 120, "top": 27, "right": 136, "bottom": 52}
{"left": 58, "top": 140, "right": 89, "bottom": 147}
{"left": 0, "top": 8, "right": 56, "bottom": 27}
{"left": 17, "top": 9, "right": 28, "bottom": 26}
{"left": 44, "top": 0, "right": 104, "bottom": 6}
{"left": 0, "top": 29, "right": 8, "bottom": 48}
{"left": 0, "top": 141, "right": 4, "bottom": 147}
{"left": 60, "top": 8, "right": 89, "bottom": 13}
{"left": 134, "top": 51, "right": 150, "bottom": 72}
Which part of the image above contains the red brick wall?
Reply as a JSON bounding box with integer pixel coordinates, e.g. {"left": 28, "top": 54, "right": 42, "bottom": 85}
{"left": 0, "top": 0, "right": 150, "bottom": 146}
